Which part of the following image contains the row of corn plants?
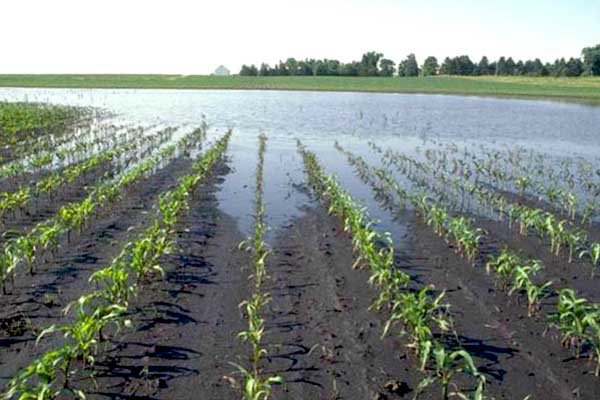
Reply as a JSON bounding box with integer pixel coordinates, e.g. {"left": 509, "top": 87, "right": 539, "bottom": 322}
{"left": 0, "top": 124, "right": 154, "bottom": 181}
{"left": 0, "top": 116, "right": 116, "bottom": 166}
{"left": 485, "top": 248, "right": 600, "bottom": 375}
{"left": 0, "top": 127, "right": 174, "bottom": 222}
{"left": 426, "top": 135, "right": 599, "bottom": 208}
{"left": 234, "top": 133, "right": 282, "bottom": 399}
{"left": 338, "top": 142, "right": 485, "bottom": 267}
{"left": 0, "top": 130, "right": 232, "bottom": 400}
{"left": 0, "top": 102, "right": 91, "bottom": 146}
{"left": 300, "top": 140, "right": 485, "bottom": 400}
{"left": 354, "top": 142, "right": 600, "bottom": 378}
{"left": 426, "top": 139, "right": 599, "bottom": 227}
{"left": 0, "top": 127, "right": 206, "bottom": 294}
{"left": 360, "top": 144, "right": 556, "bottom": 320}
{"left": 376, "top": 143, "right": 600, "bottom": 277}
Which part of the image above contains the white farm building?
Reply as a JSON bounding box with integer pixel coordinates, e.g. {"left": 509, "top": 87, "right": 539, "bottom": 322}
{"left": 213, "top": 65, "right": 230, "bottom": 76}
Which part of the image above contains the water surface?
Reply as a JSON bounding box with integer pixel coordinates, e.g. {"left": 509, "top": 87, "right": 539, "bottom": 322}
{"left": 1, "top": 88, "right": 599, "bottom": 236}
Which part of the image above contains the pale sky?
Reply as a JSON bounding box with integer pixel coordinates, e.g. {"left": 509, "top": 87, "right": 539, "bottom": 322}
{"left": 1, "top": 0, "right": 599, "bottom": 74}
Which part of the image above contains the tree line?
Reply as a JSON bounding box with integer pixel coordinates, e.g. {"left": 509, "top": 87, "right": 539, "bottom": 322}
{"left": 239, "top": 45, "right": 600, "bottom": 77}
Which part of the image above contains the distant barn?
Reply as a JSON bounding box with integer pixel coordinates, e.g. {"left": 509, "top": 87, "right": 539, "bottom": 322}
{"left": 213, "top": 65, "right": 230, "bottom": 76}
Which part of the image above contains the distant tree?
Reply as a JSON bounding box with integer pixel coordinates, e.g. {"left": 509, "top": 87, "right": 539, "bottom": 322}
{"left": 297, "top": 60, "right": 312, "bottom": 76}
{"left": 285, "top": 58, "right": 299, "bottom": 75}
{"left": 398, "top": 54, "right": 419, "bottom": 77}
{"left": 551, "top": 58, "right": 567, "bottom": 77}
{"left": 323, "top": 59, "right": 341, "bottom": 75}
{"left": 565, "top": 57, "right": 584, "bottom": 77}
{"left": 421, "top": 56, "right": 439, "bottom": 76}
{"left": 505, "top": 57, "right": 516, "bottom": 75}
{"left": 239, "top": 64, "right": 258, "bottom": 76}
{"left": 495, "top": 57, "right": 507, "bottom": 75}
{"left": 272, "top": 61, "right": 287, "bottom": 76}
{"left": 477, "top": 56, "right": 491, "bottom": 75}
{"left": 514, "top": 60, "right": 525, "bottom": 75}
{"left": 542, "top": 63, "right": 551, "bottom": 76}
{"left": 523, "top": 59, "right": 544, "bottom": 76}
{"left": 314, "top": 60, "right": 327, "bottom": 76}
{"left": 307, "top": 59, "right": 321, "bottom": 76}
{"left": 359, "top": 51, "right": 383, "bottom": 76}
{"left": 456, "top": 55, "right": 474, "bottom": 75}
{"left": 379, "top": 58, "right": 396, "bottom": 77}
{"left": 259, "top": 63, "right": 271, "bottom": 76}
{"left": 439, "top": 57, "right": 456, "bottom": 75}
{"left": 241, "top": 47, "right": 597, "bottom": 79}
{"left": 340, "top": 61, "right": 360, "bottom": 76}
{"left": 582, "top": 44, "right": 600, "bottom": 75}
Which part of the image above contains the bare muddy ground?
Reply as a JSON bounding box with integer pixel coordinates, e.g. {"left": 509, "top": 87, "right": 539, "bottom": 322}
{"left": 401, "top": 209, "right": 600, "bottom": 400}
{"left": 266, "top": 207, "right": 420, "bottom": 400}
{"left": 71, "top": 180, "right": 428, "bottom": 399}
{"left": 0, "top": 160, "right": 115, "bottom": 248}
{"left": 78, "top": 164, "right": 251, "bottom": 399}
{"left": 0, "top": 156, "right": 193, "bottom": 387}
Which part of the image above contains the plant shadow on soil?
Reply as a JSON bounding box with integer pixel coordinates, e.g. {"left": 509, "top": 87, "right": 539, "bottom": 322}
{"left": 0, "top": 156, "right": 194, "bottom": 387}
{"left": 4, "top": 155, "right": 600, "bottom": 399}
{"left": 397, "top": 205, "right": 600, "bottom": 400}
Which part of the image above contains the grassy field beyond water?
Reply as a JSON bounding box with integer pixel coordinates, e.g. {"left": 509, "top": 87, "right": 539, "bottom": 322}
{"left": 0, "top": 75, "right": 599, "bottom": 102}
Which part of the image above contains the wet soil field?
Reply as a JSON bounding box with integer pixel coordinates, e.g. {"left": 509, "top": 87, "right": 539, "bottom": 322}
{"left": 1, "top": 89, "right": 600, "bottom": 399}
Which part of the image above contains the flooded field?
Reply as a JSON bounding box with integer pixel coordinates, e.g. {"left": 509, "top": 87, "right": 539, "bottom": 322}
{"left": 1, "top": 88, "right": 599, "bottom": 399}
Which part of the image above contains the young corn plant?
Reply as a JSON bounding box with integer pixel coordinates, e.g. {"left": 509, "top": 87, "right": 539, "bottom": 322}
{"left": 508, "top": 260, "right": 552, "bottom": 316}
{"left": 315, "top": 141, "right": 485, "bottom": 398}
{"left": 418, "top": 344, "right": 485, "bottom": 400}
{"left": 485, "top": 249, "right": 520, "bottom": 291}
{"left": 580, "top": 242, "right": 600, "bottom": 277}
{"left": 550, "top": 289, "right": 594, "bottom": 359}
{"left": 235, "top": 134, "right": 281, "bottom": 400}
{"left": 382, "top": 286, "right": 450, "bottom": 359}
{"left": 1, "top": 130, "right": 232, "bottom": 399}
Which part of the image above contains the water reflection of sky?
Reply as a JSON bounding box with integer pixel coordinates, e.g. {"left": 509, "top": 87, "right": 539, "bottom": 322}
{"left": 1, "top": 88, "right": 599, "bottom": 238}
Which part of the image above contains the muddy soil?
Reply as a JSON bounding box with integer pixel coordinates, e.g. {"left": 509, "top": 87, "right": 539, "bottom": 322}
{"left": 492, "top": 186, "right": 600, "bottom": 244}
{"left": 265, "top": 207, "right": 421, "bottom": 400}
{"left": 401, "top": 209, "right": 600, "bottom": 400}
{"left": 0, "top": 160, "right": 115, "bottom": 248}
{"left": 0, "top": 156, "right": 193, "bottom": 387}
{"left": 77, "top": 164, "right": 251, "bottom": 399}
{"left": 475, "top": 215, "right": 600, "bottom": 303}
{"left": 71, "top": 181, "right": 428, "bottom": 399}
{"left": 455, "top": 184, "right": 600, "bottom": 302}
{"left": 2, "top": 151, "right": 599, "bottom": 399}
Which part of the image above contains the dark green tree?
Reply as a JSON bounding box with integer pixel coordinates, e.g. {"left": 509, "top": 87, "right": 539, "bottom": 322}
{"left": 523, "top": 59, "right": 544, "bottom": 76}
{"left": 582, "top": 44, "right": 600, "bottom": 75}
{"left": 340, "top": 62, "right": 359, "bottom": 76}
{"left": 259, "top": 63, "right": 271, "bottom": 76}
{"left": 422, "top": 56, "right": 439, "bottom": 76}
{"left": 551, "top": 58, "right": 567, "bottom": 76}
{"left": 439, "top": 57, "right": 456, "bottom": 75}
{"left": 456, "top": 55, "right": 474, "bottom": 75}
{"left": 476, "top": 56, "right": 491, "bottom": 75}
{"left": 398, "top": 54, "right": 419, "bottom": 77}
{"left": 285, "top": 58, "right": 299, "bottom": 75}
{"left": 359, "top": 51, "right": 383, "bottom": 76}
{"left": 379, "top": 58, "right": 396, "bottom": 76}
{"left": 565, "top": 57, "right": 584, "bottom": 76}
{"left": 514, "top": 60, "right": 525, "bottom": 75}
{"left": 505, "top": 57, "right": 516, "bottom": 75}
{"left": 495, "top": 57, "right": 507, "bottom": 75}
{"left": 239, "top": 64, "right": 258, "bottom": 76}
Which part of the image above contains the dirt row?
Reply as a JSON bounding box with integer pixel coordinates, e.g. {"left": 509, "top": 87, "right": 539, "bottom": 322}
{"left": 2, "top": 151, "right": 599, "bottom": 399}
{"left": 0, "top": 155, "right": 193, "bottom": 387}
{"left": 405, "top": 209, "right": 599, "bottom": 400}
{"left": 68, "top": 165, "right": 421, "bottom": 400}
{"left": 0, "top": 159, "right": 115, "bottom": 248}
